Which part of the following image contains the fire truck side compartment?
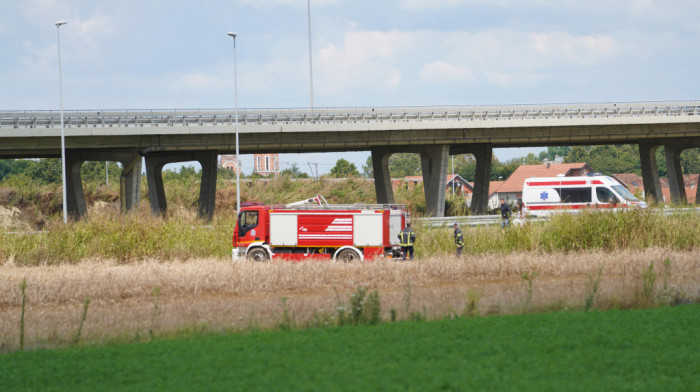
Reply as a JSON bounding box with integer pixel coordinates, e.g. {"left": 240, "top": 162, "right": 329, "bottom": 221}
{"left": 353, "top": 213, "right": 383, "bottom": 246}
{"left": 269, "top": 213, "right": 297, "bottom": 246}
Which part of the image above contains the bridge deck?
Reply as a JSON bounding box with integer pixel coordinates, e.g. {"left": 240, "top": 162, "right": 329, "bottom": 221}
{"left": 2, "top": 102, "right": 698, "bottom": 129}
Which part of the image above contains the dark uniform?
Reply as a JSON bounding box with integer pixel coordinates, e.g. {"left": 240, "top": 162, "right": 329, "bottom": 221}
{"left": 453, "top": 224, "right": 464, "bottom": 257}
{"left": 500, "top": 200, "right": 512, "bottom": 229}
{"left": 398, "top": 224, "right": 416, "bottom": 260}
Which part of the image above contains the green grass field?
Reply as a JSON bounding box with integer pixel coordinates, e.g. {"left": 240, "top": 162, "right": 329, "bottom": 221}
{"left": 2, "top": 304, "right": 698, "bottom": 391}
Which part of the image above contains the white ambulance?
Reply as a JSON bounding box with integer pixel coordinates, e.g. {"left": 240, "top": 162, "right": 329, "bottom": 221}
{"left": 521, "top": 175, "right": 647, "bottom": 217}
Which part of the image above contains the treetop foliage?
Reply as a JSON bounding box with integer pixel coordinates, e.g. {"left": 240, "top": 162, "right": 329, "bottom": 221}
{"left": 2, "top": 146, "right": 698, "bottom": 186}
{"left": 330, "top": 159, "right": 359, "bottom": 178}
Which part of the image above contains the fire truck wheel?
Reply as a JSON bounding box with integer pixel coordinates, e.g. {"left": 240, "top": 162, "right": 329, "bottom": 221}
{"left": 247, "top": 248, "right": 269, "bottom": 262}
{"left": 336, "top": 249, "right": 361, "bottom": 263}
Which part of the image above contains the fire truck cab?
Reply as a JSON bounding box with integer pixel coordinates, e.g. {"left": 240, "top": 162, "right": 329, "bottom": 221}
{"left": 232, "top": 200, "right": 409, "bottom": 262}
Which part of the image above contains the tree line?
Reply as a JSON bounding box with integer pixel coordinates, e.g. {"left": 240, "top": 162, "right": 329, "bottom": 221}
{"left": 2, "top": 145, "right": 699, "bottom": 184}
{"left": 358, "top": 146, "right": 700, "bottom": 182}
{"left": 0, "top": 159, "right": 123, "bottom": 184}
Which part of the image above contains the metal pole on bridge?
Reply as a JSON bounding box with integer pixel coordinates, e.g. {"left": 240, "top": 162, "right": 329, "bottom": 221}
{"left": 307, "top": 0, "right": 314, "bottom": 111}
{"left": 227, "top": 32, "right": 241, "bottom": 215}
{"left": 55, "top": 20, "right": 68, "bottom": 224}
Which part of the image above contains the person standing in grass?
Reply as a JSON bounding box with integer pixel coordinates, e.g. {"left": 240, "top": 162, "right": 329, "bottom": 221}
{"left": 500, "top": 198, "right": 512, "bottom": 229}
{"left": 453, "top": 223, "right": 464, "bottom": 257}
{"left": 398, "top": 222, "right": 416, "bottom": 260}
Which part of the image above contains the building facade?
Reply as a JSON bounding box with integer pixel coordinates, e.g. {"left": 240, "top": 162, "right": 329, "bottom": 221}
{"left": 219, "top": 153, "right": 280, "bottom": 177}
{"left": 218, "top": 155, "right": 241, "bottom": 175}
{"left": 253, "top": 154, "right": 279, "bottom": 177}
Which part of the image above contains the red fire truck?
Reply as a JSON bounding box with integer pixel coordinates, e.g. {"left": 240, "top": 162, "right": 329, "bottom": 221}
{"left": 232, "top": 196, "right": 409, "bottom": 262}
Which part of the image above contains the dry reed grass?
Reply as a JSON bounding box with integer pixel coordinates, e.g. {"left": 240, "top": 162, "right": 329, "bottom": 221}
{"left": 2, "top": 248, "right": 698, "bottom": 351}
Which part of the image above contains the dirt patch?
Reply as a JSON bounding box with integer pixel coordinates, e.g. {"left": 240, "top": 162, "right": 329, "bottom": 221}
{"left": 0, "top": 205, "right": 30, "bottom": 231}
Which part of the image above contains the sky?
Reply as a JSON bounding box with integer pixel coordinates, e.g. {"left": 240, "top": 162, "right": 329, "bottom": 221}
{"left": 2, "top": 0, "right": 699, "bottom": 175}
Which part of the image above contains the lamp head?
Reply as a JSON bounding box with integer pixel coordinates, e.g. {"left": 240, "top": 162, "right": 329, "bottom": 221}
{"left": 55, "top": 20, "right": 67, "bottom": 27}
{"left": 227, "top": 32, "right": 237, "bottom": 38}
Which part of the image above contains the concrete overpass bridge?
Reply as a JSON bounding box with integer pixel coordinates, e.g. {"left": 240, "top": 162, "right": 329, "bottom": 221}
{"left": 2, "top": 101, "right": 699, "bottom": 219}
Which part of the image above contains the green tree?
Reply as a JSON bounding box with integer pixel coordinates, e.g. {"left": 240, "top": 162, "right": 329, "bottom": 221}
{"left": 330, "top": 159, "right": 359, "bottom": 178}
{"left": 491, "top": 159, "right": 519, "bottom": 181}
{"left": 280, "top": 163, "right": 309, "bottom": 178}
{"left": 80, "top": 161, "right": 122, "bottom": 184}
{"left": 24, "top": 158, "right": 62, "bottom": 184}
{"left": 363, "top": 153, "right": 422, "bottom": 178}
{"left": 565, "top": 146, "right": 589, "bottom": 165}
{"left": 218, "top": 166, "right": 238, "bottom": 180}
{"left": 389, "top": 153, "right": 421, "bottom": 177}
{"left": 362, "top": 156, "right": 373, "bottom": 177}
{"left": 538, "top": 146, "right": 572, "bottom": 161}
{"left": 681, "top": 148, "right": 700, "bottom": 175}
{"left": 519, "top": 153, "right": 542, "bottom": 165}
{"left": 455, "top": 154, "right": 477, "bottom": 181}
{"left": 0, "top": 159, "right": 32, "bottom": 181}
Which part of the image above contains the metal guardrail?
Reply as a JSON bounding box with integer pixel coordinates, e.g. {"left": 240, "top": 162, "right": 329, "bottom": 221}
{"left": 1, "top": 101, "right": 698, "bottom": 129}
{"left": 416, "top": 207, "right": 700, "bottom": 227}
{"left": 416, "top": 215, "right": 537, "bottom": 227}
{"left": 2, "top": 208, "right": 697, "bottom": 234}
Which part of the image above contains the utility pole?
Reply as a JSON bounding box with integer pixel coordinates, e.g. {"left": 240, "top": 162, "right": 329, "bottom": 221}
{"left": 307, "top": 0, "right": 314, "bottom": 110}
{"left": 55, "top": 20, "right": 68, "bottom": 224}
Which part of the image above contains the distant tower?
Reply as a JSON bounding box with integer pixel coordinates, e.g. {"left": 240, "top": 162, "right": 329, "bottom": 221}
{"left": 219, "top": 155, "right": 241, "bottom": 175}
{"left": 253, "top": 153, "right": 280, "bottom": 177}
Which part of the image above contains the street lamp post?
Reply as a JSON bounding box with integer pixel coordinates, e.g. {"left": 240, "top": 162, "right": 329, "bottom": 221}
{"left": 55, "top": 20, "right": 68, "bottom": 224}
{"left": 307, "top": 0, "right": 314, "bottom": 110}
{"left": 227, "top": 32, "right": 241, "bottom": 215}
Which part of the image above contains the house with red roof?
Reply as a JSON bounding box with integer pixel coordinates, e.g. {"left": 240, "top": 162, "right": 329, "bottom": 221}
{"left": 612, "top": 173, "right": 644, "bottom": 197}
{"left": 613, "top": 173, "right": 697, "bottom": 203}
{"left": 488, "top": 162, "right": 593, "bottom": 208}
{"left": 660, "top": 174, "right": 698, "bottom": 203}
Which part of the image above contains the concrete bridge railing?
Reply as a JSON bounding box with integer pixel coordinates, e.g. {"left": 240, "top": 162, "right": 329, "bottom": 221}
{"left": 2, "top": 101, "right": 699, "bottom": 220}
{"left": 2, "top": 101, "right": 698, "bottom": 129}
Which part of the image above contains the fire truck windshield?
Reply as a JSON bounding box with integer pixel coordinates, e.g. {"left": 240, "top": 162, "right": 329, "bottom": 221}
{"left": 238, "top": 211, "right": 259, "bottom": 236}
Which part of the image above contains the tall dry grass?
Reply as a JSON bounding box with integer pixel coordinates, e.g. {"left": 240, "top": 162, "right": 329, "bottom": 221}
{"left": 0, "top": 210, "right": 235, "bottom": 265}
{"left": 414, "top": 208, "right": 700, "bottom": 257}
{"left": 2, "top": 248, "right": 698, "bottom": 351}
{"left": 2, "top": 207, "right": 699, "bottom": 266}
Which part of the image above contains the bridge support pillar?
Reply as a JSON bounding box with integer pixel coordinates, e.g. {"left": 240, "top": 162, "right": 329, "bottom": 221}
{"left": 65, "top": 151, "right": 88, "bottom": 219}
{"left": 64, "top": 150, "right": 142, "bottom": 219}
{"left": 639, "top": 142, "right": 663, "bottom": 204}
{"left": 198, "top": 152, "right": 218, "bottom": 220}
{"left": 145, "top": 151, "right": 218, "bottom": 221}
{"left": 664, "top": 144, "right": 687, "bottom": 204}
{"left": 420, "top": 145, "right": 449, "bottom": 217}
{"left": 120, "top": 154, "right": 142, "bottom": 213}
{"left": 371, "top": 148, "right": 395, "bottom": 204}
{"left": 470, "top": 144, "right": 493, "bottom": 215}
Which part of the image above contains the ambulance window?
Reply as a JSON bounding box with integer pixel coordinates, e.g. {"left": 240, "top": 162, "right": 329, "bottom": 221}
{"left": 596, "top": 187, "right": 619, "bottom": 204}
{"left": 559, "top": 188, "right": 591, "bottom": 203}
{"left": 611, "top": 185, "right": 638, "bottom": 202}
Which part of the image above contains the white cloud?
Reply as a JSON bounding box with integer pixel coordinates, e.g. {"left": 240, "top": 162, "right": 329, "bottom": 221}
{"left": 529, "top": 32, "right": 616, "bottom": 67}
{"left": 419, "top": 62, "right": 475, "bottom": 84}
{"left": 176, "top": 73, "right": 229, "bottom": 91}
{"left": 76, "top": 12, "right": 114, "bottom": 44}
{"left": 311, "top": 28, "right": 621, "bottom": 95}
{"left": 485, "top": 71, "right": 548, "bottom": 88}
{"left": 239, "top": 0, "right": 342, "bottom": 8}
{"left": 399, "top": 0, "right": 471, "bottom": 10}
{"left": 316, "top": 30, "right": 413, "bottom": 94}
{"left": 398, "top": 0, "right": 700, "bottom": 33}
